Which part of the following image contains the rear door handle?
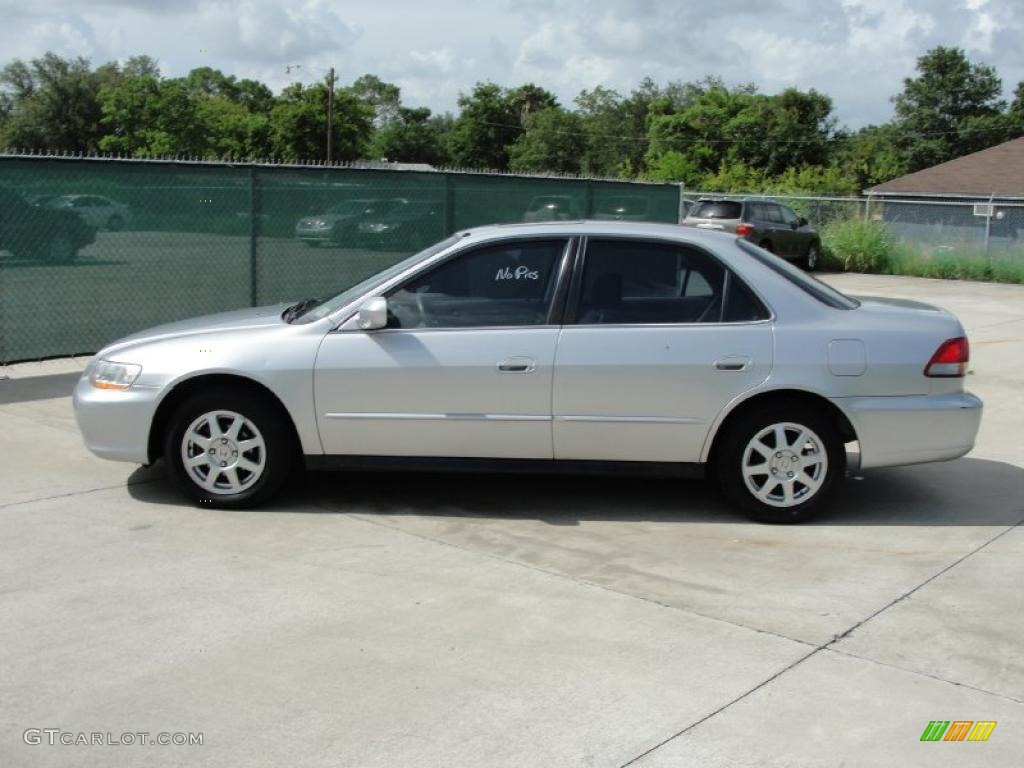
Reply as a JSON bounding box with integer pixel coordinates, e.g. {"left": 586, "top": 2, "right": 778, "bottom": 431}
{"left": 497, "top": 356, "right": 536, "bottom": 373}
{"left": 715, "top": 356, "right": 751, "bottom": 371}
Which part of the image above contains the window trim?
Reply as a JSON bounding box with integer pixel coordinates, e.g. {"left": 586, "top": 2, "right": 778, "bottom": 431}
{"left": 374, "top": 235, "right": 578, "bottom": 332}
{"left": 565, "top": 235, "right": 773, "bottom": 327}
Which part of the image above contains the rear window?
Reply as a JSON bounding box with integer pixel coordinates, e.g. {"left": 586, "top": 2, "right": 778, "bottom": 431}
{"left": 690, "top": 201, "right": 742, "bottom": 219}
{"left": 737, "top": 240, "right": 859, "bottom": 310}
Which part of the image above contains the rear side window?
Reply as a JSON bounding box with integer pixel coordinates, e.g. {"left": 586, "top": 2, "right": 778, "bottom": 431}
{"left": 574, "top": 239, "right": 728, "bottom": 324}
{"left": 690, "top": 201, "right": 742, "bottom": 219}
{"left": 723, "top": 276, "right": 770, "bottom": 322}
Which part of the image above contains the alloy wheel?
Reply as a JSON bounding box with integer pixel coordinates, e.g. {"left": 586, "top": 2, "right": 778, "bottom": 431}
{"left": 741, "top": 421, "right": 829, "bottom": 508}
{"left": 180, "top": 410, "right": 266, "bottom": 495}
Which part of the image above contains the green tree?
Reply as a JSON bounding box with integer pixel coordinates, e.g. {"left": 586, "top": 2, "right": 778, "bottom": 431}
{"left": 268, "top": 82, "right": 372, "bottom": 161}
{"left": 350, "top": 74, "right": 402, "bottom": 128}
{"left": 892, "top": 46, "right": 1008, "bottom": 170}
{"left": 0, "top": 53, "right": 108, "bottom": 151}
{"left": 833, "top": 124, "right": 909, "bottom": 189}
{"left": 368, "top": 106, "right": 447, "bottom": 164}
{"left": 508, "top": 107, "right": 585, "bottom": 174}
{"left": 447, "top": 82, "right": 519, "bottom": 169}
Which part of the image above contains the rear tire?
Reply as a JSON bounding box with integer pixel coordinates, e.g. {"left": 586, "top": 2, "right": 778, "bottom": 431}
{"left": 715, "top": 400, "right": 845, "bottom": 523}
{"left": 803, "top": 243, "right": 820, "bottom": 271}
{"left": 163, "top": 389, "right": 295, "bottom": 508}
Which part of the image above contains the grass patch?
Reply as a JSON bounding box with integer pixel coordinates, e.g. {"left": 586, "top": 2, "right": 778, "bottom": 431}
{"left": 821, "top": 218, "right": 1024, "bottom": 284}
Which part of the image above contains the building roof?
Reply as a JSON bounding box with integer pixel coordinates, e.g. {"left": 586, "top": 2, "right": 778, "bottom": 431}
{"left": 867, "top": 137, "right": 1024, "bottom": 197}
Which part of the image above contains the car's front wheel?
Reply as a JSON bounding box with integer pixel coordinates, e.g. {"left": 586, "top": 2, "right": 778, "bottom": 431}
{"left": 164, "top": 389, "right": 295, "bottom": 508}
{"left": 716, "top": 401, "right": 845, "bottom": 523}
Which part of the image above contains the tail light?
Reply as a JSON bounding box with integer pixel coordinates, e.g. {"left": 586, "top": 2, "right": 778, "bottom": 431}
{"left": 736, "top": 223, "right": 754, "bottom": 236}
{"left": 924, "top": 337, "right": 969, "bottom": 377}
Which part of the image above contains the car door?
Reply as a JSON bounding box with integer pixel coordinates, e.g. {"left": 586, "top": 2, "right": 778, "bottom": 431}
{"left": 763, "top": 203, "right": 794, "bottom": 255}
{"left": 314, "top": 237, "right": 573, "bottom": 458}
{"left": 778, "top": 205, "right": 807, "bottom": 256}
{"left": 552, "top": 238, "right": 773, "bottom": 463}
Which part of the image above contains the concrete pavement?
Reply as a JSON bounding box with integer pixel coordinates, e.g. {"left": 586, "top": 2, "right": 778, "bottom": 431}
{"left": 1, "top": 272, "right": 1021, "bottom": 767}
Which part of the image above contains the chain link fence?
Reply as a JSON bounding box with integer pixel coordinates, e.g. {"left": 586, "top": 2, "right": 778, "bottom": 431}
{"left": 683, "top": 188, "right": 1024, "bottom": 260}
{"left": 0, "top": 156, "right": 681, "bottom": 363}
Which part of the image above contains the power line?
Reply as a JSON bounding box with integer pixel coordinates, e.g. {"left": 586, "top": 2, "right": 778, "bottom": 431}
{"left": 477, "top": 117, "right": 1021, "bottom": 147}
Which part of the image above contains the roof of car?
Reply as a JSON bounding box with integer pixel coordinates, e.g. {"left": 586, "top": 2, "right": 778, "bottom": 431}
{"left": 459, "top": 219, "right": 740, "bottom": 247}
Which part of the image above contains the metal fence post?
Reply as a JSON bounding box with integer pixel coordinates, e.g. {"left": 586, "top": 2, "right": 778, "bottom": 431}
{"left": 443, "top": 173, "right": 455, "bottom": 236}
{"left": 249, "top": 166, "right": 259, "bottom": 306}
{"left": 863, "top": 195, "right": 871, "bottom": 224}
{"left": 677, "top": 182, "right": 686, "bottom": 223}
{"left": 984, "top": 192, "right": 994, "bottom": 262}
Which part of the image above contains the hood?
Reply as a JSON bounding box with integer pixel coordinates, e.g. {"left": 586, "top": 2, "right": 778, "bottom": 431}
{"left": 98, "top": 303, "right": 291, "bottom": 357}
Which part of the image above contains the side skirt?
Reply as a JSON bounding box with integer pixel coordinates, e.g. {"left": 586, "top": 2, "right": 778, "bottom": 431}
{"left": 304, "top": 455, "right": 706, "bottom": 479}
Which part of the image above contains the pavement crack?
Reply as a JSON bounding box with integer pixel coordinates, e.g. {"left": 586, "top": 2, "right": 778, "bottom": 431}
{"left": 616, "top": 516, "right": 1023, "bottom": 766}
{"left": 0, "top": 477, "right": 158, "bottom": 511}
{"left": 822, "top": 646, "right": 1024, "bottom": 705}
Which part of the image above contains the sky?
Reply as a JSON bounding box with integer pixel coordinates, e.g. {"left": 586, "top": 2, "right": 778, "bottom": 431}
{"left": 0, "top": 0, "right": 1021, "bottom": 129}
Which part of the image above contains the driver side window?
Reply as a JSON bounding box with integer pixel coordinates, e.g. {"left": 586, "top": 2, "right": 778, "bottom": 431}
{"left": 574, "top": 239, "right": 727, "bottom": 325}
{"left": 386, "top": 239, "right": 566, "bottom": 329}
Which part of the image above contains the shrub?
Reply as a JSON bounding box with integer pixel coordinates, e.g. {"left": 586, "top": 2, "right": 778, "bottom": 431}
{"left": 821, "top": 219, "right": 890, "bottom": 272}
{"left": 818, "top": 218, "right": 1024, "bottom": 284}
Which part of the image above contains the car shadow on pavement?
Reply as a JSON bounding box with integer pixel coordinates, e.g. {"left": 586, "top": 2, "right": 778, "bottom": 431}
{"left": 127, "top": 455, "right": 1024, "bottom": 527}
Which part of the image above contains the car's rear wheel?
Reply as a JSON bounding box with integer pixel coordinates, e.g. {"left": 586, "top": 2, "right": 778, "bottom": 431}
{"left": 803, "top": 243, "right": 820, "bottom": 271}
{"left": 716, "top": 401, "right": 844, "bottom": 523}
{"left": 163, "top": 389, "right": 295, "bottom": 508}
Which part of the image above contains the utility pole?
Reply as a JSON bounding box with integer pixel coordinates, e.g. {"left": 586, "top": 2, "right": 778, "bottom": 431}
{"left": 326, "top": 67, "right": 335, "bottom": 164}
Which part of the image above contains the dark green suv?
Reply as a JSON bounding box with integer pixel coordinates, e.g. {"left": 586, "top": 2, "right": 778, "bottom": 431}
{"left": 682, "top": 198, "right": 822, "bottom": 270}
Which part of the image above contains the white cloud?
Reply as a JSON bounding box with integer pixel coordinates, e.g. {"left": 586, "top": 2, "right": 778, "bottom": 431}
{"left": 1, "top": 0, "right": 1022, "bottom": 127}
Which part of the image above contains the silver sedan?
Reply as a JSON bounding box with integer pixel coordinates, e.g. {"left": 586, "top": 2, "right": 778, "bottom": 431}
{"left": 73, "top": 222, "right": 982, "bottom": 523}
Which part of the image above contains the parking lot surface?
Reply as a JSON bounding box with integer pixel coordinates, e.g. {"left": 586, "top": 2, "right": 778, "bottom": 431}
{"left": 1, "top": 272, "right": 1022, "bottom": 767}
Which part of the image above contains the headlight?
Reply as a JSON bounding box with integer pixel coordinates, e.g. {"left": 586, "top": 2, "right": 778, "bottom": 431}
{"left": 90, "top": 360, "right": 142, "bottom": 390}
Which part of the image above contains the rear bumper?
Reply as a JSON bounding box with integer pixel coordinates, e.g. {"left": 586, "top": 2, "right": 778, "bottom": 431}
{"left": 836, "top": 392, "right": 983, "bottom": 470}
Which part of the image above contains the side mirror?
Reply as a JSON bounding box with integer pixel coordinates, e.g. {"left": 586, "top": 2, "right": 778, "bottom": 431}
{"left": 356, "top": 296, "right": 388, "bottom": 331}
{"left": 797, "top": 217, "right": 808, "bottom": 228}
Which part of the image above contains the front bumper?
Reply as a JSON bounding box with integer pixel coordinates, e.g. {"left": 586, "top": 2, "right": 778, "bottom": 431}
{"left": 837, "top": 391, "right": 983, "bottom": 470}
{"left": 73, "top": 374, "right": 162, "bottom": 464}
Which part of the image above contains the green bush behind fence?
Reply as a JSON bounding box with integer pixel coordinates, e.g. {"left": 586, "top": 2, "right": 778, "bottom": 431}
{"left": 0, "top": 157, "right": 681, "bottom": 363}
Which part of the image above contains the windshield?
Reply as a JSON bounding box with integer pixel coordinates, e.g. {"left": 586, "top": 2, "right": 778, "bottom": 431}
{"left": 293, "top": 234, "right": 463, "bottom": 323}
{"left": 691, "top": 201, "right": 742, "bottom": 219}
{"left": 327, "top": 200, "right": 374, "bottom": 215}
{"left": 737, "top": 239, "right": 859, "bottom": 310}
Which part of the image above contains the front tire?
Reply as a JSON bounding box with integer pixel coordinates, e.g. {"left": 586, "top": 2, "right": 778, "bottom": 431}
{"left": 37, "top": 234, "right": 77, "bottom": 264}
{"left": 163, "top": 389, "right": 295, "bottom": 508}
{"left": 716, "top": 401, "right": 845, "bottom": 523}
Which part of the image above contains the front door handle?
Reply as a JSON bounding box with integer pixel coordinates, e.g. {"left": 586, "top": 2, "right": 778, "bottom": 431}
{"left": 715, "top": 356, "right": 751, "bottom": 371}
{"left": 497, "top": 356, "right": 536, "bottom": 373}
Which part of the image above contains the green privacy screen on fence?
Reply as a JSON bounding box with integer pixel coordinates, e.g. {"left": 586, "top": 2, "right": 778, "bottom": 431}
{"left": 0, "top": 156, "right": 682, "bottom": 362}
